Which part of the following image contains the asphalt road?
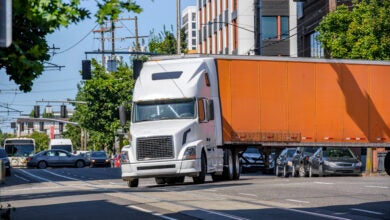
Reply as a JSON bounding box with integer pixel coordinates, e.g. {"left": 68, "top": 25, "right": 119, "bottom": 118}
{"left": 1, "top": 167, "right": 389, "bottom": 220}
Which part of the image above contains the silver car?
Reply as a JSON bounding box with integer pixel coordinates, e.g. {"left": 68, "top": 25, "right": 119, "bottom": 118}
{"left": 27, "top": 149, "right": 90, "bottom": 169}
{"left": 308, "top": 147, "right": 362, "bottom": 177}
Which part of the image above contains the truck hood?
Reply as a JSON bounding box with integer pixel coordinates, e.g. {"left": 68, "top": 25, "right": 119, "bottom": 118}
{"left": 131, "top": 120, "right": 195, "bottom": 138}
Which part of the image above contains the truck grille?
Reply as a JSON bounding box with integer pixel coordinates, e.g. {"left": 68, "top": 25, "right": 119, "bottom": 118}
{"left": 136, "top": 136, "right": 174, "bottom": 161}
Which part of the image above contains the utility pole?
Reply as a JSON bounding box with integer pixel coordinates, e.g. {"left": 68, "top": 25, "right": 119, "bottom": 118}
{"left": 93, "top": 25, "right": 109, "bottom": 68}
{"left": 176, "top": 0, "right": 181, "bottom": 54}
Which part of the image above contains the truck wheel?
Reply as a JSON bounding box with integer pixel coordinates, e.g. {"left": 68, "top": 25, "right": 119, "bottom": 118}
{"left": 223, "top": 149, "right": 234, "bottom": 180}
{"left": 128, "top": 179, "right": 139, "bottom": 187}
{"left": 385, "top": 152, "right": 390, "bottom": 176}
{"left": 193, "top": 152, "right": 206, "bottom": 184}
{"left": 175, "top": 176, "right": 185, "bottom": 184}
{"left": 155, "top": 177, "right": 166, "bottom": 185}
{"left": 233, "top": 150, "right": 240, "bottom": 180}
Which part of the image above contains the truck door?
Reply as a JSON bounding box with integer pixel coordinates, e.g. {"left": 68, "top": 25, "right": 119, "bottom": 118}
{"left": 198, "top": 98, "right": 218, "bottom": 171}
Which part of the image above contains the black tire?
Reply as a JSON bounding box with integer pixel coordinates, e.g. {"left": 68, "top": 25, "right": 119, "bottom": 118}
{"left": 75, "top": 160, "right": 85, "bottom": 168}
{"left": 193, "top": 152, "right": 206, "bottom": 184}
{"left": 385, "top": 152, "right": 390, "bottom": 176}
{"left": 175, "top": 176, "right": 185, "bottom": 184}
{"left": 155, "top": 177, "right": 166, "bottom": 185}
{"left": 211, "top": 173, "right": 223, "bottom": 182}
{"left": 128, "top": 179, "right": 139, "bottom": 187}
{"left": 5, "top": 168, "right": 11, "bottom": 177}
{"left": 223, "top": 149, "right": 234, "bottom": 180}
{"left": 37, "top": 161, "right": 47, "bottom": 169}
{"left": 232, "top": 150, "right": 240, "bottom": 180}
{"left": 165, "top": 177, "right": 176, "bottom": 185}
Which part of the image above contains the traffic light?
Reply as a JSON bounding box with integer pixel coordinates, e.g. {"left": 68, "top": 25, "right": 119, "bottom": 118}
{"left": 60, "top": 105, "right": 67, "bottom": 118}
{"left": 82, "top": 60, "right": 91, "bottom": 80}
{"left": 34, "top": 105, "right": 40, "bottom": 118}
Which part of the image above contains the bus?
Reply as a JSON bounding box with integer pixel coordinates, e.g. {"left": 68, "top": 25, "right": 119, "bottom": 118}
{"left": 3, "top": 138, "right": 35, "bottom": 167}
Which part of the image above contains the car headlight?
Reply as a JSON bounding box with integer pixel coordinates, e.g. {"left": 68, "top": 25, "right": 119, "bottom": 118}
{"left": 287, "top": 161, "right": 292, "bottom": 166}
{"left": 183, "top": 146, "right": 196, "bottom": 160}
{"left": 355, "top": 162, "right": 362, "bottom": 167}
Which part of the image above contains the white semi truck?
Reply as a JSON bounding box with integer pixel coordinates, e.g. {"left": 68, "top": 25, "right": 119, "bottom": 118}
{"left": 120, "top": 56, "right": 239, "bottom": 187}
{"left": 120, "top": 55, "right": 390, "bottom": 187}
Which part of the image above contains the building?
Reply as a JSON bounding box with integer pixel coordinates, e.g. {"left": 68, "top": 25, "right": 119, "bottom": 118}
{"left": 197, "top": 0, "right": 291, "bottom": 56}
{"left": 296, "top": 0, "right": 353, "bottom": 58}
{"left": 182, "top": 6, "right": 198, "bottom": 53}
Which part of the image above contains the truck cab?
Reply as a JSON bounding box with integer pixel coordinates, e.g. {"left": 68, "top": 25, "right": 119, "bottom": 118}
{"left": 121, "top": 57, "right": 226, "bottom": 187}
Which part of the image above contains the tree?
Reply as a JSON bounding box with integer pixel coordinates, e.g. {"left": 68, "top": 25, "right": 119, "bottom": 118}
{"left": 148, "top": 26, "right": 188, "bottom": 55}
{"left": 29, "top": 131, "right": 49, "bottom": 152}
{"left": 316, "top": 0, "right": 390, "bottom": 60}
{"left": 0, "top": 0, "right": 142, "bottom": 92}
{"left": 63, "top": 124, "right": 82, "bottom": 152}
{"left": 71, "top": 59, "right": 134, "bottom": 153}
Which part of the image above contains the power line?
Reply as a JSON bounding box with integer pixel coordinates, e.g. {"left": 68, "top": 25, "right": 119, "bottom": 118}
{"left": 56, "top": 23, "right": 99, "bottom": 55}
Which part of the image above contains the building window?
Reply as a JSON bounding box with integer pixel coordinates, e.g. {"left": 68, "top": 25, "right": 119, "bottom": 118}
{"left": 310, "top": 32, "right": 324, "bottom": 58}
{"left": 192, "top": 30, "right": 196, "bottom": 37}
{"left": 192, "top": 39, "right": 196, "bottom": 45}
{"left": 192, "top": 12, "right": 196, "bottom": 21}
{"left": 192, "top": 22, "right": 196, "bottom": 29}
{"left": 262, "top": 16, "right": 289, "bottom": 40}
{"left": 281, "top": 16, "right": 289, "bottom": 39}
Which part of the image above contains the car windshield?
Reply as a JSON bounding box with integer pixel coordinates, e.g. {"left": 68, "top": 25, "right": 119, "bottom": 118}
{"left": 133, "top": 99, "right": 195, "bottom": 122}
{"left": 286, "top": 149, "right": 296, "bottom": 157}
{"left": 303, "top": 147, "right": 317, "bottom": 155}
{"left": 51, "top": 145, "right": 72, "bottom": 152}
{"left": 323, "top": 148, "right": 355, "bottom": 159}
{"left": 91, "top": 152, "right": 107, "bottom": 157}
{"left": 245, "top": 148, "right": 259, "bottom": 154}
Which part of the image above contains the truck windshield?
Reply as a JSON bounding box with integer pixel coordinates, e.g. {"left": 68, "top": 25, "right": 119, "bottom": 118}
{"left": 133, "top": 99, "right": 195, "bottom": 122}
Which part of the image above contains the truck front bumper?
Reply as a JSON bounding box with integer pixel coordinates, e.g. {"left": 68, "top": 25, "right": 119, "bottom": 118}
{"left": 121, "top": 158, "right": 199, "bottom": 180}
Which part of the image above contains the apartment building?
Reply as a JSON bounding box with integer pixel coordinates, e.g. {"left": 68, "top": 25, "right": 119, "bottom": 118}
{"left": 197, "top": 0, "right": 290, "bottom": 56}
{"left": 296, "top": 0, "right": 352, "bottom": 58}
{"left": 182, "top": 6, "right": 198, "bottom": 53}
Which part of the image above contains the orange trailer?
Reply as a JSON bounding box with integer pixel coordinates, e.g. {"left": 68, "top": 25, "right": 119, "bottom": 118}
{"left": 216, "top": 56, "right": 390, "bottom": 148}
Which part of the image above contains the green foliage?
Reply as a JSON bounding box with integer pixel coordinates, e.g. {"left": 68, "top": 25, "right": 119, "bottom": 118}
{"left": 0, "top": 0, "right": 142, "bottom": 92}
{"left": 29, "top": 131, "right": 49, "bottom": 152}
{"left": 148, "top": 26, "right": 188, "bottom": 55}
{"left": 316, "top": 0, "right": 390, "bottom": 60}
{"left": 63, "top": 124, "right": 82, "bottom": 152}
{"left": 72, "top": 59, "right": 134, "bottom": 153}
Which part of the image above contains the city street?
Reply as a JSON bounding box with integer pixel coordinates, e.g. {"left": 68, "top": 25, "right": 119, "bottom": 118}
{"left": 1, "top": 168, "right": 389, "bottom": 220}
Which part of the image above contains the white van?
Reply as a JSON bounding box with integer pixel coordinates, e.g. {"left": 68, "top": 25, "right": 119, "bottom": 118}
{"left": 49, "top": 139, "right": 73, "bottom": 153}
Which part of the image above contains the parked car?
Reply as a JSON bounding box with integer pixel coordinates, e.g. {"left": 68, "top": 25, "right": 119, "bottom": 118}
{"left": 308, "top": 147, "right": 362, "bottom": 177}
{"left": 275, "top": 148, "right": 296, "bottom": 177}
{"left": 0, "top": 148, "right": 11, "bottom": 176}
{"left": 240, "top": 147, "right": 264, "bottom": 173}
{"left": 291, "top": 146, "right": 318, "bottom": 177}
{"left": 88, "top": 151, "right": 110, "bottom": 168}
{"left": 27, "top": 149, "right": 89, "bottom": 169}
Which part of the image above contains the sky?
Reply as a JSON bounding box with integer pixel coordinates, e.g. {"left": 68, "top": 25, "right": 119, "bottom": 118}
{"left": 0, "top": 0, "right": 197, "bottom": 133}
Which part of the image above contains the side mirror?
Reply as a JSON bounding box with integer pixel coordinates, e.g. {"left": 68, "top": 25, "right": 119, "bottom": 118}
{"left": 119, "top": 105, "right": 127, "bottom": 127}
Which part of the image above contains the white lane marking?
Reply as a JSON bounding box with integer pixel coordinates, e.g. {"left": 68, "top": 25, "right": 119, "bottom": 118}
{"left": 286, "top": 199, "right": 310, "bottom": 204}
{"left": 350, "top": 208, "right": 384, "bottom": 215}
{"left": 42, "top": 169, "right": 81, "bottom": 181}
{"left": 200, "top": 209, "right": 249, "bottom": 220}
{"left": 203, "top": 189, "right": 216, "bottom": 192}
{"left": 286, "top": 208, "right": 351, "bottom": 220}
{"left": 314, "top": 182, "right": 334, "bottom": 185}
{"left": 14, "top": 174, "right": 30, "bottom": 182}
{"left": 364, "top": 185, "right": 388, "bottom": 189}
{"left": 238, "top": 193, "right": 257, "bottom": 197}
{"left": 129, "top": 205, "right": 177, "bottom": 220}
{"left": 18, "top": 169, "right": 55, "bottom": 183}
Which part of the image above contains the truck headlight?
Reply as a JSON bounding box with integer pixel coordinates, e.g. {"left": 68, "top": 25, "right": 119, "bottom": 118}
{"left": 183, "top": 146, "right": 196, "bottom": 160}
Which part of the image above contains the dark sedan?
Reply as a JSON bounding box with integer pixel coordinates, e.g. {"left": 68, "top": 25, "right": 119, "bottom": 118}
{"left": 0, "top": 148, "right": 11, "bottom": 176}
{"left": 88, "top": 151, "right": 110, "bottom": 168}
{"left": 308, "top": 147, "right": 362, "bottom": 177}
{"left": 275, "top": 147, "right": 296, "bottom": 177}
{"left": 27, "top": 149, "right": 90, "bottom": 169}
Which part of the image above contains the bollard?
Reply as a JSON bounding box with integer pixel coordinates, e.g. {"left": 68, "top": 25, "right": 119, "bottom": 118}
{"left": 0, "top": 159, "right": 5, "bottom": 183}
